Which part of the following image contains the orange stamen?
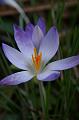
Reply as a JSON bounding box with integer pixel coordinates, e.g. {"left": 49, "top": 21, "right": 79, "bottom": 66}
{"left": 32, "top": 48, "right": 42, "bottom": 73}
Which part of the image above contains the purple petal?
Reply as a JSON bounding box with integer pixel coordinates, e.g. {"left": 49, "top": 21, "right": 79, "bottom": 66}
{"left": 37, "top": 68, "right": 60, "bottom": 81}
{"left": 32, "top": 25, "right": 44, "bottom": 49}
{"left": 0, "top": 71, "right": 34, "bottom": 85}
{"left": 39, "top": 26, "right": 59, "bottom": 65}
{"left": 37, "top": 17, "right": 46, "bottom": 34}
{"left": 14, "top": 25, "right": 34, "bottom": 60}
{"left": 48, "top": 55, "right": 79, "bottom": 70}
{"left": 25, "top": 23, "right": 34, "bottom": 37}
{"left": 2, "top": 44, "right": 28, "bottom": 70}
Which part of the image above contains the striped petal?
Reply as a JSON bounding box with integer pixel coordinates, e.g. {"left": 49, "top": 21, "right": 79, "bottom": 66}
{"left": 2, "top": 44, "right": 27, "bottom": 70}
{"left": 0, "top": 71, "right": 34, "bottom": 85}
{"left": 48, "top": 55, "right": 79, "bottom": 70}
{"left": 39, "top": 26, "right": 59, "bottom": 65}
{"left": 32, "top": 25, "right": 44, "bottom": 49}
{"left": 37, "top": 17, "right": 46, "bottom": 34}
{"left": 37, "top": 68, "right": 60, "bottom": 81}
{"left": 14, "top": 25, "right": 34, "bottom": 60}
{"left": 25, "top": 23, "right": 34, "bottom": 37}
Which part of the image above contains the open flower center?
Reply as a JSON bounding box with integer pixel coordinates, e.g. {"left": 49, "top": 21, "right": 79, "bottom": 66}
{"left": 32, "top": 48, "right": 42, "bottom": 73}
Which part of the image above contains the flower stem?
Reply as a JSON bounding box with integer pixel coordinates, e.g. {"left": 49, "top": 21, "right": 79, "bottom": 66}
{"left": 38, "top": 81, "right": 48, "bottom": 119}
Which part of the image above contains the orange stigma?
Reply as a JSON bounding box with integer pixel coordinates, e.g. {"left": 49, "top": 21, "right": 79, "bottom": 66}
{"left": 32, "top": 48, "right": 42, "bottom": 73}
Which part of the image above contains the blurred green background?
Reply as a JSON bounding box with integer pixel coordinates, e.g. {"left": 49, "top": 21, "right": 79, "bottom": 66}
{"left": 0, "top": 0, "right": 79, "bottom": 120}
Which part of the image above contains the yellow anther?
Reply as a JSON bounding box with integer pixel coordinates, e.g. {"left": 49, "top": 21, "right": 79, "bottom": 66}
{"left": 34, "top": 48, "right": 37, "bottom": 58}
{"left": 40, "top": 52, "right": 42, "bottom": 60}
{"left": 32, "top": 48, "right": 42, "bottom": 73}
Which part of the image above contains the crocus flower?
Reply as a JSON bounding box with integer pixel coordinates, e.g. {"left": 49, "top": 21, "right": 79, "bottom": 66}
{"left": 0, "top": 17, "right": 79, "bottom": 85}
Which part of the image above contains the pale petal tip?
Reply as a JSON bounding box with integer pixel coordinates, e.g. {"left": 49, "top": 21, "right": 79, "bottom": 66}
{"left": 35, "top": 25, "right": 40, "bottom": 29}
{"left": 2, "top": 43, "right": 5, "bottom": 46}
{"left": 2, "top": 43, "right": 11, "bottom": 51}
{"left": 49, "top": 26, "right": 59, "bottom": 37}
{"left": 13, "top": 24, "right": 19, "bottom": 31}
{"left": 2, "top": 43, "right": 6, "bottom": 50}
{"left": 37, "top": 17, "right": 46, "bottom": 34}
{"left": 33, "top": 25, "right": 43, "bottom": 36}
{"left": 13, "top": 24, "right": 23, "bottom": 34}
{"left": 52, "top": 26, "right": 58, "bottom": 31}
